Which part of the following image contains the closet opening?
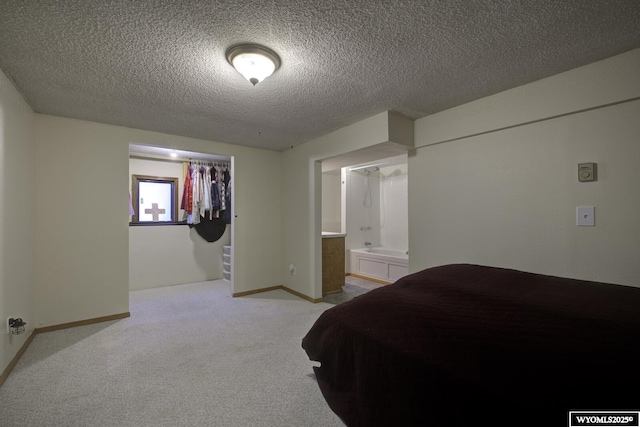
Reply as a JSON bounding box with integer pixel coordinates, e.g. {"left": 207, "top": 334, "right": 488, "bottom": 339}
{"left": 128, "top": 143, "right": 234, "bottom": 293}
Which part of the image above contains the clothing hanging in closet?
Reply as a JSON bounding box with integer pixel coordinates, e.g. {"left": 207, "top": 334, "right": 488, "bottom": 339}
{"left": 182, "top": 161, "right": 231, "bottom": 226}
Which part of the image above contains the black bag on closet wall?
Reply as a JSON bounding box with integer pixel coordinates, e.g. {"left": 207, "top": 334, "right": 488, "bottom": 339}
{"left": 189, "top": 216, "right": 227, "bottom": 242}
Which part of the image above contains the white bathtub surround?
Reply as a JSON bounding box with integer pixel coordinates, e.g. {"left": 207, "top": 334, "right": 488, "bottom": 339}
{"left": 344, "top": 167, "right": 381, "bottom": 250}
{"left": 350, "top": 247, "right": 409, "bottom": 283}
{"left": 344, "top": 157, "right": 408, "bottom": 250}
{"left": 343, "top": 156, "right": 409, "bottom": 278}
{"left": 378, "top": 162, "right": 408, "bottom": 251}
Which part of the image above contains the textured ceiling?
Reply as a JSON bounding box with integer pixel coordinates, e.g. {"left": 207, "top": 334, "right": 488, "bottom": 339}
{"left": 0, "top": 1, "right": 639, "bottom": 152}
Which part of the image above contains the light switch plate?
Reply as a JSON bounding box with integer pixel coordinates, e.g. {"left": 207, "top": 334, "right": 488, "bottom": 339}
{"left": 576, "top": 206, "right": 595, "bottom": 226}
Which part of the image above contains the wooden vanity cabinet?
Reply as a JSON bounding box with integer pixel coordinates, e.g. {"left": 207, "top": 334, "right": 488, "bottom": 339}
{"left": 322, "top": 236, "right": 345, "bottom": 295}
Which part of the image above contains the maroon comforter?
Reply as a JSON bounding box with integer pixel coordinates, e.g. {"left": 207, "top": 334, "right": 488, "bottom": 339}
{"left": 302, "top": 264, "right": 640, "bottom": 426}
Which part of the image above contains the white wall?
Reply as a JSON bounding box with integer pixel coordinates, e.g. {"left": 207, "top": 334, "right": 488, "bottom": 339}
{"left": 0, "top": 69, "right": 35, "bottom": 374}
{"left": 129, "top": 226, "right": 230, "bottom": 290}
{"left": 410, "top": 48, "right": 640, "bottom": 287}
{"left": 128, "top": 158, "right": 231, "bottom": 290}
{"left": 34, "top": 114, "right": 283, "bottom": 328}
{"left": 321, "top": 173, "right": 341, "bottom": 232}
{"left": 34, "top": 116, "right": 131, "bottom": 327}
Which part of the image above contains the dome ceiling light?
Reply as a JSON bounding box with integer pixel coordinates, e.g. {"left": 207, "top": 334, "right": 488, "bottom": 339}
{"left": 226, "top": 44, "right": 281, "bottom": 86}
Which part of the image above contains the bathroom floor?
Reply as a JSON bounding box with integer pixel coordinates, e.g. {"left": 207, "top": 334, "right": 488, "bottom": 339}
{"left": 323, "top": 275, "right": 385, "bottom": 305}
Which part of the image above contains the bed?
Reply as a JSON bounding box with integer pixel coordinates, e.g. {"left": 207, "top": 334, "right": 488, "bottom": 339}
{"left": 302, "top": 264, "right": 640, "bottom": 426}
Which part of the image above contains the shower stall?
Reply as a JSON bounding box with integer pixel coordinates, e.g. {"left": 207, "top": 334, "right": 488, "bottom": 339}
{"left": 342, "top": 155, "right": 409, "bottom": 282}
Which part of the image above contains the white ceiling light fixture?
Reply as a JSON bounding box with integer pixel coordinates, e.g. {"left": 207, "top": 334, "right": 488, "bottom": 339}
{"left": 226, "top": 44, "right": 281, "bottom": 86}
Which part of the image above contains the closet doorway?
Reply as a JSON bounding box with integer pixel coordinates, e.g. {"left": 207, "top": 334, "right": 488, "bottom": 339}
{"left": 128, "top": 143, "right": 233, "bottom": 291}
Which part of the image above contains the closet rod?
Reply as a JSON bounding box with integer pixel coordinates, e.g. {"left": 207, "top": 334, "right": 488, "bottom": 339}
{"left": 186, "top": 159, "right": 230, "bottom": 166}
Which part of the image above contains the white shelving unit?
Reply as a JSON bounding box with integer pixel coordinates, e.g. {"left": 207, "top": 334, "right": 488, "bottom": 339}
{"left": 223, "top": 245, "right": 231, "bottom": 282}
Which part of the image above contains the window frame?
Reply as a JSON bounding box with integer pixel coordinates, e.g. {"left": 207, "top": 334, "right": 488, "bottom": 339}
{"left": 131, "top": 174, "right": 180, "bottom": 224}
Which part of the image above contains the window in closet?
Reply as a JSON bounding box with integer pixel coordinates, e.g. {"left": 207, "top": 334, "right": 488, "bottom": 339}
{"left": 131, "top": 175, "right": 179, "bottom": 223}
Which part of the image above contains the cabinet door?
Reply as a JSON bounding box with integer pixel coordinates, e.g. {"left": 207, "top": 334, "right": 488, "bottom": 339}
{"left": 322, "top": 238, "right": 345, "bottom": 295}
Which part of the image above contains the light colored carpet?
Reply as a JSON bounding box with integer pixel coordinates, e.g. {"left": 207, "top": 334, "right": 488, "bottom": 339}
{"left": 0, "top": 280, "right": 344, "bottom": 426}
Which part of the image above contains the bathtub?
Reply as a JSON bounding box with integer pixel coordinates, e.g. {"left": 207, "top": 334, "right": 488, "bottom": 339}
{"left": 349, "top": 247, "right": 409, "bottom": 283}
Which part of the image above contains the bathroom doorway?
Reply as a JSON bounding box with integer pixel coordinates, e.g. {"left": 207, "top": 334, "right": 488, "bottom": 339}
{"left": 322, "top": 154, "right": 408, "bottom": 284}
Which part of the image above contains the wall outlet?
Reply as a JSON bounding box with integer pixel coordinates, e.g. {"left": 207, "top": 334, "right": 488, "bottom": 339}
{"left": 289, "top": 264, "right": 296, "bottom": 275}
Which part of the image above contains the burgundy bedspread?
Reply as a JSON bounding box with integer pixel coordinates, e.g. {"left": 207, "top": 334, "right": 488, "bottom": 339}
{"left": 302, "top": 264, "right": 640, "bottom": 426}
